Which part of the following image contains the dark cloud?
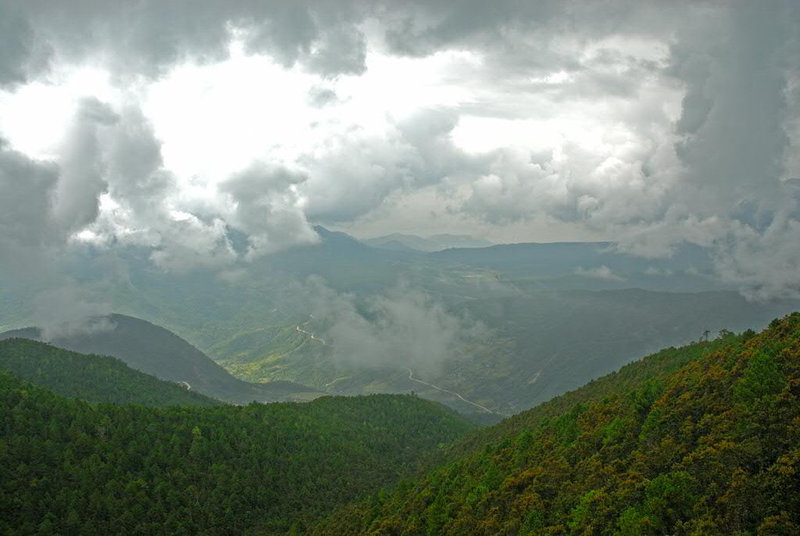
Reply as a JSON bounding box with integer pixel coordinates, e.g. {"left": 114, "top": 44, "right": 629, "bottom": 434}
{"left": 0, "top": 2, "right": 49, "bottom": 87}
{"left": 221, "top": 164, "right": 318, "bottom": 259}
{"left": 12, "top": 0, "right": 372, "bottom": 78}
{"left": 649, "top": 0, "right": 800, "bottom": 297}
{"left": 0, "top": 120, "right": 113, "bottom": 335}
{"left": 51, "top": 98, "right": 116, "bottom": 233}
{"left": 305, "top": 23, "right": 367, "bottom": 77}
{"left": 0, "top": 97, "right": 117, "bottom": 273}
{"left": 670, "top": 2, "right": 791, "bottom": 216}
{"left": 104, "top": 106, "right": 172, "bottom": 214}
{"left": 0, "top": 138, "right": 58, "bottom": 248}
{"left": 0, "top": 0, "right": 797, "bottom": 299}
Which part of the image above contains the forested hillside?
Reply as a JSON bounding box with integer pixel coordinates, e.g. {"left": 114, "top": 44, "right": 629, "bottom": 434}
{"left": 0, "top": 377, "right": 474, "bottom": 535}
{"left": 0, "top": 338, "right": 219, "bottom": 407}
{"left": 0, "top": 314, "right": 322, "bottom": 404}
{"left": 314, "top": 313, "right": 800, "bottom": 535}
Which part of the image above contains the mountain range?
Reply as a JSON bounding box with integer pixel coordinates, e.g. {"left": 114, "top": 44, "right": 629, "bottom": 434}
{"left": 2, "top": 227, "right": 797, "bottom": 416}
{"left": 362, "top": 232, "right": 493, "bottom": 252}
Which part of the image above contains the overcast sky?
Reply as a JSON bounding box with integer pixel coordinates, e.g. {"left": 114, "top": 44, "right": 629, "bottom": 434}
{"left": 0, "top": 0, "right": 799, "bottom": 298}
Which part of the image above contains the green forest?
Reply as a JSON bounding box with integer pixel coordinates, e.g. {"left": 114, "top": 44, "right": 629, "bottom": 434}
{"left": 0, "top": 338, "right": 220, "bottom": 407}
{"left": 1, "top": 2, "right": 798, "bottom": 534}
{"left": 314, "top": 314, "right": 800, "bottom": 534}
{"left": 2, "top": 314, "right": 799, "bottom": 534}
{"left": 0, "top": 367, "right": 473, "bottom": 535}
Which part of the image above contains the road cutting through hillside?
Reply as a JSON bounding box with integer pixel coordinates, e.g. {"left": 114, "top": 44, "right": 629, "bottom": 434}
{"left": 294, "top": 321, "right": 502, "bottom": 415}
{"left": 296, "top": 325, "right": 327, "bottom": 345}
{"left": 406, "top": 367, "right": 504, "bottom": 416}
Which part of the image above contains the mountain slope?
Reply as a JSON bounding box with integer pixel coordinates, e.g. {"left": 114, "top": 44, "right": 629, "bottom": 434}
{"left": 313, "top": 313, "right": 800, "bottom": 534}
{"left": 0, "top": 314, "right": 321, "bottom": 404}
{"left": 449, "top": 289, "right": 797, "bottom": 411}
{"left": 263, "top": 226, "right": 418, "bottom": 291}
{"left": 429, "top": 241, "right": 720, "bottom": 291}
{"left": 213, "top": 289, "right": 798, "bottom": 416}
{"left": 0, "top": 376, "right": 475, "bottom": 535}
{"left": 0, "top": 338, "right": 220, "bottom": 406}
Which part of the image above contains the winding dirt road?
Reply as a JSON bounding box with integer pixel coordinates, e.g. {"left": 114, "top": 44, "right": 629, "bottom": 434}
{"left": 406, "top": 367, "right": 503, "bottom": 416}
{"left": 296, "top": 325, "right": 327, "bottom": 345}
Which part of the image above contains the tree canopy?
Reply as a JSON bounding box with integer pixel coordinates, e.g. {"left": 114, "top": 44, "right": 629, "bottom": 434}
{"left": 314, "top": 314, "right": 800, "bottom": 535}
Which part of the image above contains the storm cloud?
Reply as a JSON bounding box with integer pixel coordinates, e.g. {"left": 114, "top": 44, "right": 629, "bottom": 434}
{"left": 0, "top": 0, "right": 798, "bottom": 298}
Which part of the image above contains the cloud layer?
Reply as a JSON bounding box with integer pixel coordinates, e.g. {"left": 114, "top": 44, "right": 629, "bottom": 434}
{"left": 0, "top": 0, "right": 798, "bottom": 297}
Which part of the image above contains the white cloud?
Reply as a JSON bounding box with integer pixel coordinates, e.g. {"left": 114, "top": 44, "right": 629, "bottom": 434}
{"left": 220, "top": 163, "right": 318, "bottom": 259}
{"left": 307, "top": 278, "right": 480, "bottom": 375}
{"left": 574, "top": 265, "right": 624, "bottom": 282}
{"left": 0, "top": 0, "right": 796, "bottom": 298}
{"left": 32, "top": 282, "right": 113, "bottom": 341}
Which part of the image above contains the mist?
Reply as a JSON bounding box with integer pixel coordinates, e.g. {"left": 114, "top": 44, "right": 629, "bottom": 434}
{"left": 306, "top": 278, "right": 486, "bottom": 376}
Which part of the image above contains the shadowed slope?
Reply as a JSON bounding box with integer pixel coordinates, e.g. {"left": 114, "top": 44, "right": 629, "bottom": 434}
{"left": 0, "top": 337, "right": 220, "bottom": 406}
{"left": 1, "top": 313, "right": 321, "bottom": 404}
{"left": 314, "top": 313, "right": 800, "bottom": 534}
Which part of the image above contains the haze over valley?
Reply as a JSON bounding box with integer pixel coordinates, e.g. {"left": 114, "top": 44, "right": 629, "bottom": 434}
{"left": 3, "top": 227, "right": 798, "bottom": 418}
{"left": 1, "top": 0, "right": 799, "bottom": 533}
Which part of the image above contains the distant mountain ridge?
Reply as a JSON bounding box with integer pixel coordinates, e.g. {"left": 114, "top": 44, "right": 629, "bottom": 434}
{"left": 2, "top": 226, "right": 794, "bottom": 418}
{"left": 0, "top": 313, "right": 321, "bottom": 404}
{"left": 363, "top": 232, "right": 493, "bottom": 252}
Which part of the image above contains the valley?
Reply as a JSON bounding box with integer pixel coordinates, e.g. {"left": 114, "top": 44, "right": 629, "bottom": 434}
{"left": 2, "top": 3, "right": 797, "bottom": 533}
{"left": 1, "top": 231, "right": 798, "bottom": 534}
{"left": 2, "top": 230, "right": 797, "bottom": 416}
{"left": 2, "top": 303, "right": 798, "bottom": 534}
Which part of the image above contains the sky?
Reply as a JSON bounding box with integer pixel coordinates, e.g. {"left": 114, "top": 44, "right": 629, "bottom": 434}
{"left": 0, "top": 0, "right": 799, "bottom": 299}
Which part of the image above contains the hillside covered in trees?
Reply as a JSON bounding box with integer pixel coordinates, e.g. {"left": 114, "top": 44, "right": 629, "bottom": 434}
{"left": 3, "top": 313, "right": 799, "bottom": 534}
{"left": 313, "top": 313, "right": 800, "bottom": 535}
{"left": 0, "top": 373, "right": 474, "bottom": 535}
{"left": 0, "top": 338, "right": 220, "bottom": 407}
{"left": 0, "top": 314, "right": 322, "bottom": 404}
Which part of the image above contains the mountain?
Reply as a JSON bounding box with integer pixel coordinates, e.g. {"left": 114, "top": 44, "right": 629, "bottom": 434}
{"left": 0, "top": 338, "right": 219, "bottom": 406}
{"left": 429, "top": 233, "right": 495, "bottom": 249}
{"left": 0, "top": 314, "right": 321, "bottom": 404}
{"left": 2, "top": 229, "right": 797, "bottom": 416}
{"left": 313, "top": 314, "right": 800, "bottom": 534}
{"left": 364, "top": 232, "right": 493, "bottom": 252}
{"left": 448, "top": 289, "right": 799, "bottom": 410}
{"left": 0, "top": 374, "right": 474, "bottom": 535}
{"left": 263, "top": 226, "right": 418, "bottom": 292}
{"left": 429, "top": 240, "right": 721, "bottom": 291}
{"left": 213, "top": 288, "right": 799, "bottom": 415}
{"left": 362, "top": 237, "right": 421, "bottom": 253}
